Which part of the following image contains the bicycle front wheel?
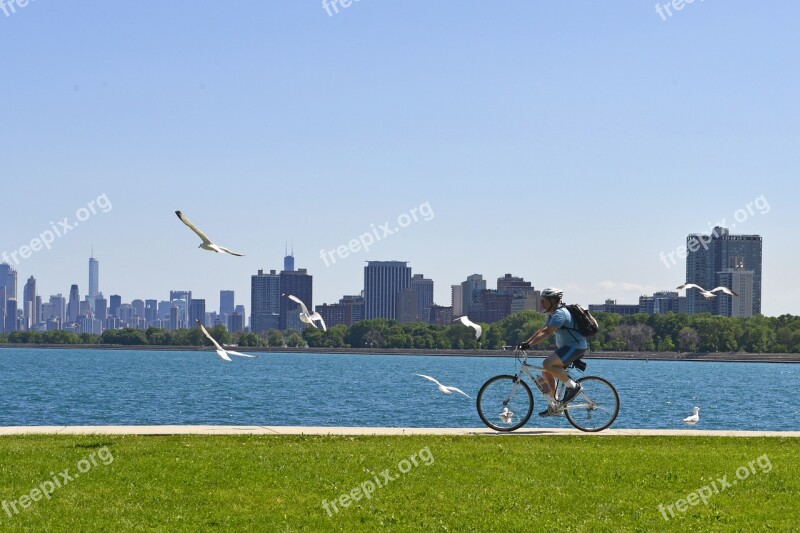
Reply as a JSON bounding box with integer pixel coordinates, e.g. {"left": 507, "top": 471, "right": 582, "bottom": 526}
{"left": 477, "top": 375, "right": 533, "bottom": 432}
{"left": 564, "top": 376, "right": 620, "bottom": 432}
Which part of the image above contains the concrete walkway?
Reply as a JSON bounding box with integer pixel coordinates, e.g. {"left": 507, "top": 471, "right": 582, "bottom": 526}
{"left": 1, "top": 426, "right": 798, "bottom": 437}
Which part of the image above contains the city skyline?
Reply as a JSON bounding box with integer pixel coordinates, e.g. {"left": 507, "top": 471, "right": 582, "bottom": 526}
{"left": 1, "top": 3, "right": 798, "bottom": 316}
{"left": 0, "top": 222, "right": 778, "bottom": 334}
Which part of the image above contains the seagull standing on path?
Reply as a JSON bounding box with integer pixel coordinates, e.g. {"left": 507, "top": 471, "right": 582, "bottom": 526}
{"left": 197, "top": 320, "right": 257, "bottom": 361}
{"left": 175, "top": 211, "right": 244, "bottom": 256}
{"left": 683, "top": 406, "right": 700, "bottom": 425}
{"left": 676, "top": 284, "right": 738, "bottom": 299}
{"left": 285, "top": 294, "right": 327, "bottom": 331}
{"left": 454, "top": 316, "right": 482, "bottom": 341}
{"left": 415, "top": 374, "right": 470, "bottom": 398}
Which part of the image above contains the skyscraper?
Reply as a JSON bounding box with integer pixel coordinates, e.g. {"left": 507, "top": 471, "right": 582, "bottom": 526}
{"left": 251, "top": 269, "right": 280, "bottom": 333}
{"left": 169, "top": 290, "right": 192, "bottom": 329}
{"left": 364, "top": 261, "right": 412, "bottom": 320}
{"left": 49, "top": 294, "right": 66, "bottom": 327}
{"left": 685, "top": 226, "right": 762, "bottom": 316}
{"left": 0, "top": 263, "right": 17, "bottom": 333}
{"left": 220, "top": 290, "right": 235, "bottom": 316}
{"left": 23, "top": 276, "right": 36, "bottom": 330}
{"left": 67, "top": 284, "right": 81, "bottom": 324}
{"left": 280, "top": 268, "right": 312, "bottom": 330}
{"left": 109, "top": 295, "right": 122, "bottom": 319}
{"left": 88, "top": 254, "right": 99, "bottom": 301}
{"left": 189, "top": 299, "right": 206, "bottom": 327}
{"left": 284, "top": 242, "right": 295, "bottom": 272}
{"left": 411, "top": 274, "right": 434, "bottom": 324}
{"left": 460, "top": 274, "right": 486, "bottom": 316}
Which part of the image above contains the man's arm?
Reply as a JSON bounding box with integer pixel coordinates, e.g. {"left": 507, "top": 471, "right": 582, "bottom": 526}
{"left": 522, "top": 324, "right": 559, "bottom": 348}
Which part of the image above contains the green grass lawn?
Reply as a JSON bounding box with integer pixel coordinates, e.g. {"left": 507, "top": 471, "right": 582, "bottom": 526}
{"left": 0, "top": 435, "right": 797, "bottom": 531}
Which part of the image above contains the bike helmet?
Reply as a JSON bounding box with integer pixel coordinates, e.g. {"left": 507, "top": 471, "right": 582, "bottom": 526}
{"left": 540, "top": 287, "right": 564, "bottom": 299}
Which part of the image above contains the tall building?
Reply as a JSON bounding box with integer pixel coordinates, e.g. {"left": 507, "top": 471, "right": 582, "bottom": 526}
{"left": 497, "top": 273, "right": 540, "bottom": 314}
{"left": 228, "top": 311, "right": 244, "bottom": 333}
{"left": 410, "top": 274, "right": 434, "bottom": 324}
{"left": 280, "top": 268, "right": 312, "bottom": 330}
{"left": 0, "top": 263, "right": 17, "bottom": 333}
{"left": 5, "top": 298, "right": 18, "bottom": 333}
{"left": 23, "top": 276, "right": 36, "bottom": 330}
{"left": 49, "top": 294, "right": 66, "bottom": 326}
{"left": 95, "top": 297, "right": 108, "bottom": 322}
{"left": 284, "top": 242, "right": 295, "bottom": 272}
{"left": 88, "top": 254, "right": 99, "bottom": 301}
{"left": 717, "top": 261, "right": 755, "bottom": 318}
{"left": 109, "top": 295, "right": 122, "bottom": 319}
{"left": 169, "top": 291, "right": 192, "bottom": 329}
{"left": 145, "top": 300, "right": 158, "bottom": 326}
{"left": 395, "top": 288, "right": 419, "bottom": 324}
{"left": 67, "top": 284, "right": 81, "bottom": 324}
{"left": 220, "top": 290, "right": 235, "bottom": 316}
{"left": 685, "top": 227, "right": 762, "bottom": 315}
{"left": 451, "top": 285, "right": 463, "bottom": 316}
{"left": 189, "top": 299, "right": 206, "bottom": 327}
{"left": 429, "top": 305, "right": 454, "bottom": 326}
{"left": 131, "top": 299, "right": 145, "bottom": 318}
{"left": 251, "top": 269, "right": 280, "bottom": 333}
{"left": 364, "top": 261, "right": 411, "bottom": 320}
{"left": 315, "top": 295, "right": 365, "bottom": 328}
{"left": 35, "top": 295, "right": 42, "bottom": 325}
{"left": 638, "top": 291, "right": 682, "bottom": 314}
{"left": 460, "top": 274, "right": 486, "bottom": 316}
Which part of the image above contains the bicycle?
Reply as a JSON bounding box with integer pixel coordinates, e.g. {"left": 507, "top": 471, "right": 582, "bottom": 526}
{"left": 476, "top": 349, "right": 620, "bottom": 432}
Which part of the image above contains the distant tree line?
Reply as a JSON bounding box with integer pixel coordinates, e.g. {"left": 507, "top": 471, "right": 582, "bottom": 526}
{"left": 2, "top": 311, "right": 800, "bottom": 353}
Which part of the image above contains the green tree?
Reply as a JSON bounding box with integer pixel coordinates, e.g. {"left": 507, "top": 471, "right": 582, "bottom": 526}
{"left": 267, "top": 330, "right": 285, "bottom": 347}
{"left": 42, "top": 330, "right": 81, "bottom": 344}
{"left": 678, "top": 327, "right": 699, "bottom": 352}
{"left": 237, "top": 332, "right": 262, "bottom": 347}
{"left": 285, "top": 330, "right": 304, "bottom": 347}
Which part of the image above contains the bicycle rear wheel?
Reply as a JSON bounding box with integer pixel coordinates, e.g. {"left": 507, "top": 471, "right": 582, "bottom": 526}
{"left": 477, "top": 375, "right": 533, "bottom": 432}
{"left": 563, "top": 376, "right": 619, "bottom": 432}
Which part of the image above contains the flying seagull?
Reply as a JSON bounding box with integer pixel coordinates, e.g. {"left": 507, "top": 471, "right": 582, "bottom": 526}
{"left": 415, "top": 374, "right": 470, "bottom": 398}
{"left": 676, "top": 284, "right": 738, "bottom": 299}
{"left": 196, "top": 320, "right": 257, "bottom": 361}
{"left": 175, "top": 210, "right": 244, "bottom": 256}
{"left": 454, "top": 315, "right": 482, "bottom": 341}
{"left": 285, "top": 294, "right": 327, "bottom": 331}
{"left": 682, "top": 406, "right": 700, "bottom": 425}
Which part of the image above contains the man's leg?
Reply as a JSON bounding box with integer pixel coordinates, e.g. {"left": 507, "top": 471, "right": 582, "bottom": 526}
{"left": 545, "top": 347, "right": 585, "bottom": 404}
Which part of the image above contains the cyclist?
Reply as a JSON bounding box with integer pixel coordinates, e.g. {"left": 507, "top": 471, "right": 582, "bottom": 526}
{"left": 517, "top": 287, "right": 587, "bottom": 417}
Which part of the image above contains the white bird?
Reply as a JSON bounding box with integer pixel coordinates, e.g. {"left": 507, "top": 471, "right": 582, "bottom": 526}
{"left": 683, "top": 406, "right": 700, "bottom": 425}
{"left": 676, "top": 284, "right": 738, "bottom": 299}
{"left": 454, "top": 315, "right": 482, "bottom": 341}
{"left": 415, "top": 374, "right": 470, "bottom": 398}
{"left": 285, "top": 294, "right": 327, "bottom": 331}
{"left": 196, "top": 320, "right": 257, "bottom": 361}
{"left": 175, "top": 211, "right": 244, "bottom": 256}
{"left": 499, "top": 407, "right": 514, "bottom": 424}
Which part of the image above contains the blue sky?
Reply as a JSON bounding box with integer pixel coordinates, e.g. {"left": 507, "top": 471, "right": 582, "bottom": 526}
{"left": 1, "top": 1, "right": 798, "bottom": 316}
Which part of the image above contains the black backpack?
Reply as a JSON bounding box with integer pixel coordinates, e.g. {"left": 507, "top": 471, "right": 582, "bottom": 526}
{"left": 562, "top": 304, "right": 599, "bottom": 337}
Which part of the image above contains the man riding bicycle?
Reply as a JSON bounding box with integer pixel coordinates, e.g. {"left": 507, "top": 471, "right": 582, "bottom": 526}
{"left": 517, "top": 288, "right": 587, "bottom": 417}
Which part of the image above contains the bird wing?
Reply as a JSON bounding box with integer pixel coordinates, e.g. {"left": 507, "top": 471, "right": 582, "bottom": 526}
{"left": 446, "top": 387, "right": 470, "bottom": 398}
{"left": 215, "top": 349, "right": 232, "bottom": 362}
{"left": 287, "top": 294, "right": 310, "bottom": 316}
{"left": 310, "top": 313, "right": 327, "bottom": 332}
{"left": 473, "top": 324, "right": 482, "bottom": 341}
{"left": 677, "top": 283, "right": 705, "bottom": 291}
{"left": 455, "top": 316, "right": 482, "bottom": 339}
{"left": 225, "top": 350, "right": 257, "bottom": 358}
{"left": 197, "top": 320, "right": 225, "bottom": 351}
{"left": 415, "top": 373, "right": 442, "bottom": 386}
{"left": 711, "top": 287, "right": 738, "bottom": 297}
{"left": 175, "top": 211, "right": 213, "bottom": 245}
{"left": 216, "top": 245, "right": 244, "bottom": 257}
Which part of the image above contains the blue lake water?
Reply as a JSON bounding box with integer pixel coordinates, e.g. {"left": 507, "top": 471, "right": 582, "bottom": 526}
{"left": 0, "top": 349, "right": 797, "bottom": 431}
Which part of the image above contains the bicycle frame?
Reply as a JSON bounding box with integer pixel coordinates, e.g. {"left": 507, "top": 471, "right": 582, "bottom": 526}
{"left": 507, "top": 350, "right": 592, "bottom": 414}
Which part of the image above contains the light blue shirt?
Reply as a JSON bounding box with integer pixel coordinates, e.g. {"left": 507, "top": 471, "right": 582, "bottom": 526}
{"left": 547, "top": 307, "right": 588, "bottom": 349}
